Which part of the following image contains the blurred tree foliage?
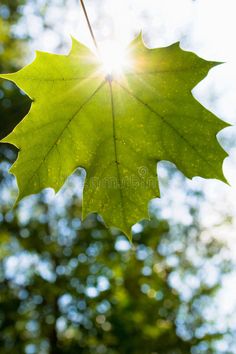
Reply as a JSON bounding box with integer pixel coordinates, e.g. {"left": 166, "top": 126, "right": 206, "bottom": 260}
{"left": 0, "top": 167, "right": 230, "bottom": 354}
{"left": 0, "top": 2, "right": 233, "bottom": 354}
{"left": 0, "top": 0, "right": 30, "bottom": 143}
{"left": 0, "top": 182, "right": 190, "bottom": 354}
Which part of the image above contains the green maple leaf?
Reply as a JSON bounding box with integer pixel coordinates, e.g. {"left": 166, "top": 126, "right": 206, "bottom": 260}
{"left": 0, "top": 35, "right": 228, "bottom": 238}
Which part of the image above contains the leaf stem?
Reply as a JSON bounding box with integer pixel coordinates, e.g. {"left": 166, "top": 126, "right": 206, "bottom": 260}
{"left": 80, "top": 0, "right": 99, "bottom": 52}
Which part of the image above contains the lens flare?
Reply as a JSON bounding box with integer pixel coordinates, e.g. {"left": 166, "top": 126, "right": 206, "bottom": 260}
{"left": 99, "top": 40, "right": 130, "bottom": 78}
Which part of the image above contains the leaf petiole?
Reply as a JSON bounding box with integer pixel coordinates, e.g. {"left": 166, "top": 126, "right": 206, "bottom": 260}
{"left": 80, "top": 0, "right": 99, "bottom": 54}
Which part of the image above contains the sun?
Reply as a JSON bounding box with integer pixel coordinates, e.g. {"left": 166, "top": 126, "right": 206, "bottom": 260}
{"left": 99, "top": 40, "right": 131, "bottom": 79}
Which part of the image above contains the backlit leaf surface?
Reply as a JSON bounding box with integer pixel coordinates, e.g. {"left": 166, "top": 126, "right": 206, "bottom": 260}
{"left": 0, "top": 36, "right": 228, "bottom": 237}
